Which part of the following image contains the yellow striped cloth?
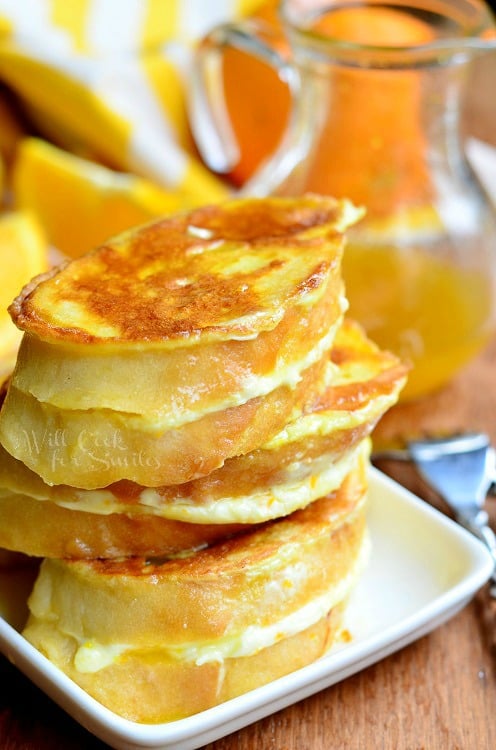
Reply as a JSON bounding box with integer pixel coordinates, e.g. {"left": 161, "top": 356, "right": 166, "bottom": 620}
{"left": 0, "top": 0, "right": 266, "bottom": 204}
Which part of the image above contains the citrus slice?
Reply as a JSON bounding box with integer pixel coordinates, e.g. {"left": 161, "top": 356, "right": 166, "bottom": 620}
{"left": 13, "top": 138, "right": 195, "bottom": 258}
{"left": 0, "top": 211, "right": 48, "bottom": 374}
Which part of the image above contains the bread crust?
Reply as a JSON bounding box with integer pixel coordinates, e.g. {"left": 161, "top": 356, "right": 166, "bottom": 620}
{"left": 10, "top": 195, "right": 357, "bottom": 346}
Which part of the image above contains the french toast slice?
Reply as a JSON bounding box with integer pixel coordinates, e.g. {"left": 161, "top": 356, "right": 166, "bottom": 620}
{"left": 0, "top": 442, "right": 366, "bottom": 559}
{"left": 12, "top": 272, "right": 344, "bottom": 422}
{"left": 1, "top": 195, "right": 361, "bottom": 486}
{"left": 23, "top": 462, "right": 369, "bottom": 723}
{"left": 8, "top": 196, "right": 353, "bottom": 422}
{"left": 10, "top": 195, "right": 358, "bottom": 346}
{"left": 0, "top": 489, "right": 247, "bottom": 560}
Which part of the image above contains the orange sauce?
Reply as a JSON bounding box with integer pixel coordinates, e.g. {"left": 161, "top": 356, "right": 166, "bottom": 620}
{"left": 222, "top": 1, "right": 290, "bottom": 186}
{"left": 342, "top": 242, "right": 493, "bottom": 399}
{"left": 302, "top": 6, "right": 436, "bottom": 213}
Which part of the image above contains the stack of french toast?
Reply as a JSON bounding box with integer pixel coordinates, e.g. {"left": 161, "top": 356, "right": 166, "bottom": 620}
{"left": 0, "top": 195, "right": 406, "bottom": 723}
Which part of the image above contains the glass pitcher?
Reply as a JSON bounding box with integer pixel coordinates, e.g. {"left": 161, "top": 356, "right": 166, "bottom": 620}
{"left": 189, "top": 0, "right": 496, "bottom": 400}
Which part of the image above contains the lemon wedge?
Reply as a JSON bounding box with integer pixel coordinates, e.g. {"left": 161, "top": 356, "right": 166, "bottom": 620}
{"left": 0, "top": 211, "right": 48, "bottom": 375}
{"left": 13, "top": 138, "right": 194, "bottom": 258}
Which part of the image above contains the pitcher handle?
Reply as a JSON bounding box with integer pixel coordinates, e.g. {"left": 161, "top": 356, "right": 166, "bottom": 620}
{"left": 188, "top": 18, "right": 300, "bottom": 193}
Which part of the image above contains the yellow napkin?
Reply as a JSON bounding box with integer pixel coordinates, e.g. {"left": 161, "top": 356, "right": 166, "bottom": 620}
{"left": 0, "top": 0, "right": 266, "bottom": 202}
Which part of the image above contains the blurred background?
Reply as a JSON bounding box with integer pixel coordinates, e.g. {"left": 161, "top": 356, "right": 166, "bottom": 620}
{"left": 0, "top": 0, "right": 495, "bottom": 398}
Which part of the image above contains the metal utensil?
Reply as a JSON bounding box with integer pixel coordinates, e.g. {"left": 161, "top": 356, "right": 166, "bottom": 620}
{"left": 373, "top": 433, "right": 496, "bottom": 597}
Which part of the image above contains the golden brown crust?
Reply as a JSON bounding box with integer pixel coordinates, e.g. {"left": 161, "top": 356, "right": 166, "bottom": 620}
{"left": 324, "top": 319, "right": 409, "bottom": 410}
{"left": 10, "top": 195, "right": 356, "bottom": 345}
{"left": 0, "top": 493, "right": 248, "bottom": 559}
{"left": 12, "top": 275, "right": 344, "bottom": 418}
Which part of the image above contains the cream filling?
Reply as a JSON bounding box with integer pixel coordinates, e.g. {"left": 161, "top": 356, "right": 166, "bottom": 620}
{"left": 138, "top": 441, "right": 367, "bottom": 523}
{"left": 72, "top": 532, "right": 371, "bottom": 674}
{"left": 264, "top": 392, "right": 398, "bottom": 449}
{"left": 48, "top": 440, "right": 368, "bottom": 523}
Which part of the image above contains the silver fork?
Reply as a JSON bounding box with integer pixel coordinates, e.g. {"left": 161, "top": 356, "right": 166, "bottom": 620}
{"left": 373, "top": 433, "right": 496, "bottom": 597}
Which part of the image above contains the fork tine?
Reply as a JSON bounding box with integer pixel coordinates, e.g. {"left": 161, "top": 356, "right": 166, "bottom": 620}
{"left": 408, "top": 433, "right": 494, "bottom": 517}
{"left": 373, "top": 432, "right": 496, "bottom": 596}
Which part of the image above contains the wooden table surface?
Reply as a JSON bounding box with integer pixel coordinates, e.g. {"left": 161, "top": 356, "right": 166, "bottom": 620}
{"left": 1, "top": 48, "right": 495, "bottom": 750}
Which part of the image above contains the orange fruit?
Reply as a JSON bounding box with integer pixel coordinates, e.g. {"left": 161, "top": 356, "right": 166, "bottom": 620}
{"left": 0, "top": 211, "right": 48, "bottom": 374}
{"left": 13, "top": 138, "right": 194, "bottom": 259}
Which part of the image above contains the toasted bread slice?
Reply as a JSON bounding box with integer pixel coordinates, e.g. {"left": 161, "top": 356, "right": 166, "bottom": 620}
{"left": 0, "top": 490, "right": 247, "bottom": 560}
{"left": 23, "top": 465, "right": 369, "bottom": 723}
{"left": 9, "top": 195, "right": 352, "bottom": 424}
{"left": 25, "top": 601, "right": 346, "bottom": 723}
{"left": 10, "top": 195, "right": 359, "bottom": 346}
{"left": 1, "top": 195, "right": 361, "bottom": 487}
{"left": 12, "top": 274, "right": 345, "bottom": 425}
{"left": 0, "top": 352, "right": 328, "bottom": 488}
{"left": 0, "top": 443, "right": 366, "bottom": 558}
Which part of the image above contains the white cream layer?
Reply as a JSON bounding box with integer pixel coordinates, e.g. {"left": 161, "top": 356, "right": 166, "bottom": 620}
{"left": 72, "top": 532, "right": 370, "bottom": 673}
{"left": 45, "top": 440, "right": 369, "bottom": 524}
{"left": 121, "top": 307, "right": 346, "bottom": 432}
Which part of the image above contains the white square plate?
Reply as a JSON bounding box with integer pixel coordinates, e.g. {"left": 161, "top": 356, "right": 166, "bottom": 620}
{"left": 0, "top": 467, "right": 493, "bottom": 750}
